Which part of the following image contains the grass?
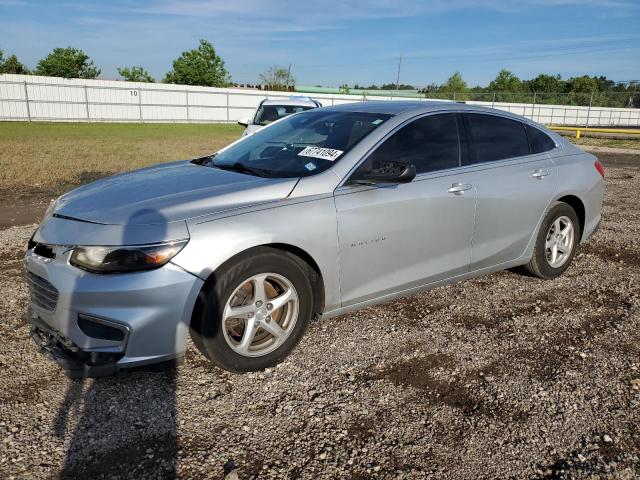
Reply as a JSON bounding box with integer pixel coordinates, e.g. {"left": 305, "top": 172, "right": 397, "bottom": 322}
{"left": 0, "top": 122, "right": 243, "bottom": 192}
{"left": 568, "top": 135, "right": 640, "bottom": 150}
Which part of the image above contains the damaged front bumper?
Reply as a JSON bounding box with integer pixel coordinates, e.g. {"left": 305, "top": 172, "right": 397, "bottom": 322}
{"left": 24, "top": 236, "right": 204, "bottom": 379}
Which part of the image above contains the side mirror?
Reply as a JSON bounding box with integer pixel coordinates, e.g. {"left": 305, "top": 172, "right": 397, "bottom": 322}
{"left": 237, "top": 117, "right": 250, "bottom": 127}
{"left": 351, "top": 162, "right": 416, "bottom": 185}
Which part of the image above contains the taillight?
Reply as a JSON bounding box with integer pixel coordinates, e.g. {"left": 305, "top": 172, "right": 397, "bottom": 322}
{"left": 594, "top": 160, "right": 605, "bottom": 178}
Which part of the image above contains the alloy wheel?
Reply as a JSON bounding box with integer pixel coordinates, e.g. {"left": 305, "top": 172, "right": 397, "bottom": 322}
{"left": 221, "top": 273, "right": 299, "bottom": 357}
{"left": 545, "top": 215, "right": 574, "bottom": 268}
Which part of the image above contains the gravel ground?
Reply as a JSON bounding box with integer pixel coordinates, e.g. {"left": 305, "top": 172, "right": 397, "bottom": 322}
{"left": 0, "top": 155, "right": 638, "bottom": 479}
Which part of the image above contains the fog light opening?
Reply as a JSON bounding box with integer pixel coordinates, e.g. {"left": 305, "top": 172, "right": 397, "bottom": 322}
{"left": 77, "top": 314, "right": 128, "bottom": 342}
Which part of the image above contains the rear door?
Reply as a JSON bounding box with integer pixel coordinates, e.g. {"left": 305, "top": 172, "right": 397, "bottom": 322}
{"left": 461, "top": 113, "right": 558, "bottom": 270}
{"left": 334, "top": 113, "right": 476, "bottom": 306}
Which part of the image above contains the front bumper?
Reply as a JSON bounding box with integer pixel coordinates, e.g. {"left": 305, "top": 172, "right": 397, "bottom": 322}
{"left": 25, "top": 244, "right": 204, "bottom": 378}
{"left": 29, "top": 308, "right": 123, "bottom": 378}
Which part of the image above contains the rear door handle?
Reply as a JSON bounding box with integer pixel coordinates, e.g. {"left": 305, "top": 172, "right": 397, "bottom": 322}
{"left": 532, "top": 169, "right": 550, "bottom": 179}
{"left": 448, "top": 183, "right": 472, "bottom": 195}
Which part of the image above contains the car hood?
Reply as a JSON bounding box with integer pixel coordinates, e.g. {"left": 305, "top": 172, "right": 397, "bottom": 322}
{"left": 53, "top": 160, "right": 299, "bottom": 225}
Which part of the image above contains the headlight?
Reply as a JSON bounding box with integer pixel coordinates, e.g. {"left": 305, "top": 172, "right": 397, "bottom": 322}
{"left": 69, "top": 240, "right": 188, "bottom": 274}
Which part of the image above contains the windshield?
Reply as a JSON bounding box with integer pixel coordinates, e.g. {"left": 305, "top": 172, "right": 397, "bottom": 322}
{"left": 209, "top": 110, "right": 393, "bottom": 178}
{"left": 254, "top": 104, "right": 315, "bottom": 126}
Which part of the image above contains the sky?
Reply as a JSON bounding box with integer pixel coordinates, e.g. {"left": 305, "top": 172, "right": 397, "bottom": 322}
{"left": 1, "top": 0, "right": 639, "bottom": 88}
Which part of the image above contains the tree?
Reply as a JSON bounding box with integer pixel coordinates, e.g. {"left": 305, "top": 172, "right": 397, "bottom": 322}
{"left": 593, "top": 75, "right": 614, "bottom": 92}
{"left": 630, "top": 81, "right": 640, "bottom": 108}
{"left": 165, "top": 39, "right": 230, "bottom": 87}
{"left": 529, "top": 74, "right": 565, "bottom": 105}
{"left": 118, "top": 66, "right": 154, "bottom": 83}
{"left": 380, "top": 82, "right": 414, "bottom": 90}
{"left": 566, "top": 75, "right": 598, "bottom": 94}
{"left": 489, "top": 69, "right": 523, "bottom": 102}
{"left": 489, "top": 69, "right": 521, "bottom": 92}
{"left": 420, "top": 83, "right": 439, "bottom": 94}
{"left": 0, "top": 50, "right": 30, "bottom": 74}
{"left": 566, "top": 75, "right": 598, "bottom": 106}
{"left": 530, "top": 74, "right": 564, "bottom": 93}
{"left": 438, "top": 72, "right": 468, "bottom": 99}
{"left": 339, "top": 83, "right": 350, "bottom": 94}
{"left": 259, "top": 66, "right": 293, "bottom": 91}
{"left": 34, "top": 47, "right": 100, "bottom": 78}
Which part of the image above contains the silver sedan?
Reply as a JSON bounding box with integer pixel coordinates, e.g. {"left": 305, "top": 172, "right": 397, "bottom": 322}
{"left": 25, "top": 101, "right": 604, "bottom": 376}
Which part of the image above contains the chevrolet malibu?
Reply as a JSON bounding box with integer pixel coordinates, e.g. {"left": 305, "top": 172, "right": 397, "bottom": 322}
{"left": 26, "top": 101, "right": 604, "bottom": 377}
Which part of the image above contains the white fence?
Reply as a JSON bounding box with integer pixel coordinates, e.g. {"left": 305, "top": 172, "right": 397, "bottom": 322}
{"left": 1, "top": 74, "right": 639, "bottom": 127}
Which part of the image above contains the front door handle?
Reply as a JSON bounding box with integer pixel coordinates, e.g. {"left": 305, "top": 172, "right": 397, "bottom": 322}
{"left": 448, "top": 183, "right": 472, "bottom": 195}
{"left": 532, "top": 169, "right": 550, "bottom": 179}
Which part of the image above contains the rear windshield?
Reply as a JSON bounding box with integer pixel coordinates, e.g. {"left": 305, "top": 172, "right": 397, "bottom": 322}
{"left": 209, "top": 110, "right": 393, "bottom": 178}
{"left": 254, "top": 104, "right": 315, "bottom": 126}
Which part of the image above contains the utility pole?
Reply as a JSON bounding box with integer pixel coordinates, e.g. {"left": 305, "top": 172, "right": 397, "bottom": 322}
{"left": 286, "top": 63, "right": 292, "bottom": 91}
{"left": 395, "top": 54, "right": 403, "bottom": 94}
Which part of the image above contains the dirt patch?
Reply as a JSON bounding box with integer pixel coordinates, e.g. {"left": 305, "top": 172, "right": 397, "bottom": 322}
{"left": 450, "top": 312, "right": 503, "bottom": 329}
{"left": 538, "top": 432, "right": 639, "bottom": 479}
{"left": 0, "top": 375, "right": 54, "bottom": 404}
{"left": 597, "top": 152, "right": 640, "bottom": 168}
{"left": 368, "top": 353, "right": 456, "bottom": 390}
{"left": 514, "top": 288, "right": 635, "bottom": 381}
{"left": 579, "top": 242, "right": 640, "bottom": 268}
{"left": 0, "top": 190, "right": 53, "bottom": 229}
{"left": 365, "top": 354, "right": 501, "bottom": 417}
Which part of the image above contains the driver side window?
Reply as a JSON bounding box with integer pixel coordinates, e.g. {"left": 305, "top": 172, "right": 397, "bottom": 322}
{"left": 356, "top": 113, "right": 460, "bottom": 176}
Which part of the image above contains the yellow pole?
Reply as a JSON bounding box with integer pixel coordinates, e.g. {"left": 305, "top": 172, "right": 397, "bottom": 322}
{"left": 576, "top": 129, "right": 581, "bottom": 139}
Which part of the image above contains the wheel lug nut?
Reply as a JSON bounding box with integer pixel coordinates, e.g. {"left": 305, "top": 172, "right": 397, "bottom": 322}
{"left": 267, "top": 303, "right": 273, "bottom": 310}
{"left": 255, "top": 300, "right": 263, "bottom": 307}
{"left": 266, "top": 316, "right": 271, "bottom": 323}
{"left": 248, "top": 312, "right": 254, "bottom": 318}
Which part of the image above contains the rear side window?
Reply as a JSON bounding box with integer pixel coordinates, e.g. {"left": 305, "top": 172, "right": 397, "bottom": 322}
{"left": 526, "top": 125, "right": 556, "bottom": 153}
{"left": 465, "top": 113, "right": 530, "bottom": 163}
{"left": 361, "top": 113, "right": 460, "bottom": 175}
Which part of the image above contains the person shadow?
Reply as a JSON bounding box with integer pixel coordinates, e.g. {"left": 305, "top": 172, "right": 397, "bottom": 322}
{"left": 53, "top": 208, "right": 180, "bottom": 479}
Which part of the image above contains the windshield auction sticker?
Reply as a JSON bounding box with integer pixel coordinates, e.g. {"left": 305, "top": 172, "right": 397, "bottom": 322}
{"left": 298, "top": 146, "right": 344, "bottom": 162}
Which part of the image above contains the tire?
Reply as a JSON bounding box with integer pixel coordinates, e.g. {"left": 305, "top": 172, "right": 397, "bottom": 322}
{"left": 190, "top": 247, "right": 314, "bottom": 373}
{"left": 524, "top": 202, "right": 581, "bottom": 279}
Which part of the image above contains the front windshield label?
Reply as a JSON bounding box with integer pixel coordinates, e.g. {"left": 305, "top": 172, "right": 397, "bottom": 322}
{"left": 298, "top": 146, "right": 344, "bottom": 162}
{"left": 305, "top": 162, "right": 317, "bottom": 171}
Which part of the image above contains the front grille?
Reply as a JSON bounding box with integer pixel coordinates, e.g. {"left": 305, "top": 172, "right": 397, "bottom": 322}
{"left": 26, "top": 272, "right": 59, "bottom": 312}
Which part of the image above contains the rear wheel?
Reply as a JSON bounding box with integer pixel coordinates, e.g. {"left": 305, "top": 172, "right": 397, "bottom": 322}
{"left": 191, "top": 248, "right": 314, "bottom": 372}
{"left": 524, "top": 202, "right": 580, "bottom": 279}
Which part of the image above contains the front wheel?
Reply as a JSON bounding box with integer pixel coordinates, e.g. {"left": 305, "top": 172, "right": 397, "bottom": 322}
{"left": 190, "top": 248, "right": 314, "bottom": 372}
{"left": 523, "top": 202, "right": 581, "bottom": 279}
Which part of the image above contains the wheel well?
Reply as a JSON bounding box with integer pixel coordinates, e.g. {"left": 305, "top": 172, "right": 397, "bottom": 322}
{"left": 190, "top": 244, "right": 326, "bottom": 330}
{"left": 267, "top": 243, "right": 325, "bottom": 315}
{"left": 557, "top": 195, "right": 585, "bottom": 240}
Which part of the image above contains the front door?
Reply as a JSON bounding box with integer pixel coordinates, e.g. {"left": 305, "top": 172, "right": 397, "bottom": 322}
{"left": 334, "top": 113, "right": 477, "bottom": 307}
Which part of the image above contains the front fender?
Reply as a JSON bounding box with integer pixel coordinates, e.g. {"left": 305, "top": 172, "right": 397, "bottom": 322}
{"left": 171, "top": 195, "right": 342, "bottom": 312}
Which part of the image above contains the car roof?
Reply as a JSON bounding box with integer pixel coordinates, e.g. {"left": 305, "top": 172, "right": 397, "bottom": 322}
{"left": 322, "top": 100, "right": 526, "bottom": 120}
{"left": 325, "top": 100, "right": 448, "bottom": 114}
